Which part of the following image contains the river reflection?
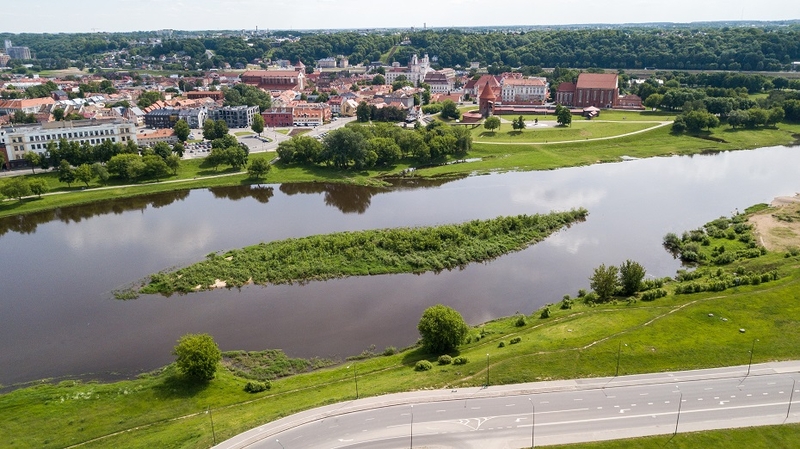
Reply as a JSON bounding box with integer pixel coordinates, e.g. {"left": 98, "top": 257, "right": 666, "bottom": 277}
{"left": 0, "top": 190, "right": 190, "bottom": 237}
{"left": 1, "top": 146, "right": 799, "bottom": 385}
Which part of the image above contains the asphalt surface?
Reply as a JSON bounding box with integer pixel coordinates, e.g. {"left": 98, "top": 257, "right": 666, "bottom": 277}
{"left": 215, "top": 361, "right": 800, "bottom": 449}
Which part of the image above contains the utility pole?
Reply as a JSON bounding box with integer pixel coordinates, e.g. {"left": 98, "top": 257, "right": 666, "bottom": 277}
{"left": 207, "top": 406, "right": 216, "bottom": 445}
{"left": 410, "top": 404, "right": 414, "bottom": 449}
{"left": 787, "top": 379, "right": 797, "bottom": 422}
{"left": 746, "top": 338, "right": 759, "bottom": 377}
{"left": 529, "top": 397, "right": 535, "bottom": 448}
{"left": 674, "top": 393, "right": 683, "bottom": 437}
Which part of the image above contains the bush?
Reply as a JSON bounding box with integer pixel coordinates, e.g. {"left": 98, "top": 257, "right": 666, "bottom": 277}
{"left": 172, "top": 333, "right": 222, "bottom": 381}
{"left": 515, "top": 315, "right": 527, "bottom": 327}
{"left": 437, "top": 355, "right": 453, "bottom": 365}
{"left": 453, "top": 356, "right": 468, "bottom": 365}
{"left": 382, "top": 346, "right": 397, "bottom": 356}
{"left": 510, "top": 337, "right": 522, "bottom": 345}
{"left": 244, "top": 380, "right": 271, "bottom": 393}
{"left": 418, "top": 304, "right": 469, "bottom": 353}
{"left": 539, "top": 306, "right": 551, "bottom": 319}
{"left": 641, "top": 289, "right": 667, "bottom": 301}
{"left": 498, "top": 341, "right": 506, "bottom": 348}
{"left": 414, "top": 360, "right": 433, "bottom": 371}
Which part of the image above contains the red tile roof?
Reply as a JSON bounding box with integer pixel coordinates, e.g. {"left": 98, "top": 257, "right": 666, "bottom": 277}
{"left": 576, "top": 73, "right": 618, "bottom": 90}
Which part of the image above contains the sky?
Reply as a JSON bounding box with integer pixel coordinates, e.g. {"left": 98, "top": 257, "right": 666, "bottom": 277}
{"left": 2, "top": 0, "right": 799, "bottom": 33}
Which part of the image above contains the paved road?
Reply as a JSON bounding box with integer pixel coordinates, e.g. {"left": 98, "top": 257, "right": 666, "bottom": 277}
{"left": 215, "top": 361, "right": 800, "bottom": 449}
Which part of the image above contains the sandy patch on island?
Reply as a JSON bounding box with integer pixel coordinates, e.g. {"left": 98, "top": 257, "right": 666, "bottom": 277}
{"left": 211, "top": 279, "right": 227, "bottom": 288}
{"left": 749, "top": 194, "right": 800, "bottom": 252}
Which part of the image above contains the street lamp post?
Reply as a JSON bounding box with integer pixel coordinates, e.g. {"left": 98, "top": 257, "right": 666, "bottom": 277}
{"left": 276, "top": 439, "right": 285, "bottom": 449}
{"left": 486, "top": 353, "right": 490, "bottom": 387}
{"left": 528, "top": 397, "right": 535, "bottom": 448}
{"left": 674, "top": 392, "right": 683, "bottom": 436}
{"left": 347, "top": 364, "right": 359, "bottom": 399}
{"left": 787, "top": 379, "right": 797, "bottom": 422}
{"left": 206, "top": 406, "right": 216, "bottom": 446}
{"left": 746, "top": 338, "right": 759, "bottom": 377}
{"left": 410, "top": 404, "right": 414, "bottom": 449}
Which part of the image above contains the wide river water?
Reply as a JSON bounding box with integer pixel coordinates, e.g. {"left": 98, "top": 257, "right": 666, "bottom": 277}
{"left": 1, "top": 145, "right": 799, "bottom": 386}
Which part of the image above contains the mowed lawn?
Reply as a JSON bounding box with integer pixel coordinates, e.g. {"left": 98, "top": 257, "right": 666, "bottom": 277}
{"left": 471, "top": 120, "right": 659, "bottom": 143}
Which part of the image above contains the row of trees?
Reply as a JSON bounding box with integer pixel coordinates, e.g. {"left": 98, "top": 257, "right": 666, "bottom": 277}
{"left": 672, "top": 106, "right": 786, "bottom": 133}
{"left": 278, "top": 121, "right": 472, "bottom": 169}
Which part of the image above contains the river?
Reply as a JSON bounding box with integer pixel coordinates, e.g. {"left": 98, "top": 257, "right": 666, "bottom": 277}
{"left": 1, "top": 145, "right": 798, "bottom": 386}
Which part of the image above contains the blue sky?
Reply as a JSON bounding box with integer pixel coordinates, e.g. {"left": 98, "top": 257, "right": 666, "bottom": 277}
{"left": 3, "top": 0, "right": 799, "bottom": 33}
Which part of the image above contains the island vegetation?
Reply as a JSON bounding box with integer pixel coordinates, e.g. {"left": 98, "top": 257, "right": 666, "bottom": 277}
{"left": 139, "top": 209, "right": 588, "bottom": 295}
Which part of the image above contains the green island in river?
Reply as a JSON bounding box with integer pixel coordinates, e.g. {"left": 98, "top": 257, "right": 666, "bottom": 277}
{"left": 139, "top": 209, "right": 588, "bottom": 295}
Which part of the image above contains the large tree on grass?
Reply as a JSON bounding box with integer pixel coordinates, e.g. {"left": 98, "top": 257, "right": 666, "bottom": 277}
{"left": 589, "top": 264, "right": 619, "bottom": 302}
{"left": 23, "top": 151, "right": 40, "bottom": 174}
{"left": 417, "top": 304, "right": 469, "bottom": 353}
{"left": 248, "top": 158, "right": 271, "bottom": 182}
{"left": 618, "top": 260, "right": 646, "bottom": 296}
{"left": 174, "top": 119, "right": 190, "bottom": 143}
{"left": 172, "top": 333, "right": 222, "bottom": 381}
{"left": 251, "top": 113, "right": 265, "bottom": 136}
{"left": 483, "top": 116, "right": 501, "bottom": 132}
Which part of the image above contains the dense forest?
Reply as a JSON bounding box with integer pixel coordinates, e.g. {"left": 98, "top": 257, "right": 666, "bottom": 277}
{"left": 3, "top": 24, "right": 800, "bottom": 72}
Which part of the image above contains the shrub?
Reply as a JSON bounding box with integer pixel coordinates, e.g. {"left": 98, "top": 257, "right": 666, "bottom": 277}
{"left": 414, "top": 360, "right": 433, "bottom": 371}
{"left": 540, "top": 307, "right": 551, "bottom": 319}
{"left": 641, "top": 289, "right": 667, "bottom": 301}
{"left": 515, "top": 315, "right": 527, "bottom": 327}
{"left": 452, "top": 356, "right": 468, "bottom": 365}
{"left": 560, "top": 297, "right": 573, "bottom": 309}
{"left": 437, "top": 355, "right": 453, "bottom": 365}
{"left": 510, "top": 337, "right": 522, "bottom": 345}
{"left": 244, "top": 380, "right": 271, "bottom": 393}
{"left": 498, "top": 341, "right": 506, "bottom": 348}
{"left": 382, "top": 346, "right": 397, "bottom": 356}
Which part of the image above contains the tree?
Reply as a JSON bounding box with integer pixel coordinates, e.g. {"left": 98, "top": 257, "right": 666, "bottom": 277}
{"left": 172, "top": 333, "right": 221, "bottom": 381}
{"left": 143, "top": 155, "right": 170, "bottom": 181}
{"left": 727, "top": 109, "right": 749, "bottom": 129}
{"left": 23, "top": 151, "right": 41, "bottom": 174}
{"left": 483, "top": 116, "right": 501, "bottom": 132}
{"left": 511, "top": 115, "right": 525, "bottom": 131}
{"left": 53, "top": 108, "right": 65, "bottom": 121}
{"left": 165, "top": 154, "right": 181, "bottom": 175}
{"left": 371, "top": 74, "right": 385, "bottom": 85}
{"left": 206, "top": 148, "right": 226, "bottom": 171}
{"left": 174, "top": 119, "right": 190, "bottom": 142}
{"left": 248, "top": 158, "right": 271, "bottom": 181}
{"left": 556, "top": 106, "right": 572, "bottom": 127}
{"left": 618, "top": 260, "right": 646, "bottom": 296}
{"left": 251, "top": 113, "right": 265, "bottom": 136}
{"left": 74, "top": 164, "right": 94, "bottom": 187}
{"left": 91, "top": 163, "right": 109, "bottom": 184}
{"left": 417, "top": 304, "right": 469, "bottom": 353}
{"left": 202, "top": 119, "right": 217, "bottom": 141}
{"left": 57, "top": 160, "right": 76, "bottom": 187}
{"left": 356, "top": 101, "right": 371, "bottom": 122}
{"left": 643, "top": 93, "right": 663, "bottom": 110}
{"left": 214, "top": 120, "right": 229, "bottom": 138}
{"left": 367, "top": 137, "right": 402, "bottom": 166}
{"left": 28, "top": 178, "right": 49, "bottom": 198}
{"left": 153, "top": 142, "right": 173, "bottom": 160}
{"left": 0, "top": 177, "right": 32, "bottom": 200}
{"left": 589, "top": 264, "right": 619, "bottom": 302}
{"left": 440, "top": 100, "right": 461, "bottom": 120}
{"left": 172, "top": 142, "right": 185, "bottom": 157}
{"left": 766, "top": 107, "right": 785, "bottom": 127}
{"left": 137, "top": 90, "right": 164, "bottom": 109}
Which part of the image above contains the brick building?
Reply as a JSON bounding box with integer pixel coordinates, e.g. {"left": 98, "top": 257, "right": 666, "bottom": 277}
{"left": 262, "top": 107, "right": 294, "bottom": 127}
{"left": 556, "top": 73, "right": 619, "bottom": 108}
{"left": 240, "top": 70, "right": 305, "bottom": 91}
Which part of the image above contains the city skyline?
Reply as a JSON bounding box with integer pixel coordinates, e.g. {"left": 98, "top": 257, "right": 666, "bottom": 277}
{"left": 1, "top": 0, "right": 799, "bottom": 34}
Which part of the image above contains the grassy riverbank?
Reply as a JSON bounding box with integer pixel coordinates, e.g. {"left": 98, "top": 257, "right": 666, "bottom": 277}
{"left": 3, "top": 205, "right": 800, "bottom": 448}
{"left": 139, "top": 210, "right": 588, "bottom": 295}
{"left": 2, "top": 113, "right": 799, "bottom": 220}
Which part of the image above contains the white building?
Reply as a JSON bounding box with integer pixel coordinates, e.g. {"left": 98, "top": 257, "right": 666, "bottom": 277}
{"left": 384, "top": 54, "right": 432, "bottom": 86}
{"left": 1, "top": 119, "right": 137, "bottom": 164}
{"left": 500, "top": 77, "right": 549, "bottom": 104}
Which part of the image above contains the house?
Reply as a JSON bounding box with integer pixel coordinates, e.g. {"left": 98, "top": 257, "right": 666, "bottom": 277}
{"left": 292, "top": 103, "right": 331, "bottom": 126}
{"left": 240, "top": 70, "right": 305, "bottom": 91}
{"left": 262, "top": 107, "right": 294, "bottom": 127}
{"left": 555, "top": 82, "right": 576, "bottom": 106}
{"left": 618, "top": 94, "right": 644, "bottom": 109}
{"left": 207, "top": 105, "right": 259, "bottom": 128}
{"left": 424, "top": 71, "right": 453, "bottom": 93}
{"left": 138, "top": 128, "right": 178, "bottom": 146}
{"left": 144, "top": 108, "right": 180, "bottom": 129}
{"left": 340, "top": 99, "right": 359, "bottom": 117}
{"left": 500, "top": 77, "right": 548, "bottom": 105}
{"left": 0, "top": 119, "right": 137, "bottom": 168}
{"left": 186, "top": 90, "right": 224, "bottom": 101}
{"left": 0, "top": 97, "right": 56, "bottom": 116}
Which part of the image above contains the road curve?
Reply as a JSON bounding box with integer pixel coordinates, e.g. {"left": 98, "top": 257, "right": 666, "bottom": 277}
{"left": 215, "top": 361, "right": 800, "bottom": 449}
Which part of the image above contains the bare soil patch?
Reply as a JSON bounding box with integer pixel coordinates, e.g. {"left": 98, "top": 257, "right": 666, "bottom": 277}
{"left": 750, "top": 194, "right": 800, "bottom": 252}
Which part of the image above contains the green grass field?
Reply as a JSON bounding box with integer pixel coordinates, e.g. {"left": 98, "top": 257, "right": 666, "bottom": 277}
{"left": 472, "top": 120, "right": 659, "bottom": 143}
{"left": 2, "top": 239, "right": 799, "bottom": 448}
